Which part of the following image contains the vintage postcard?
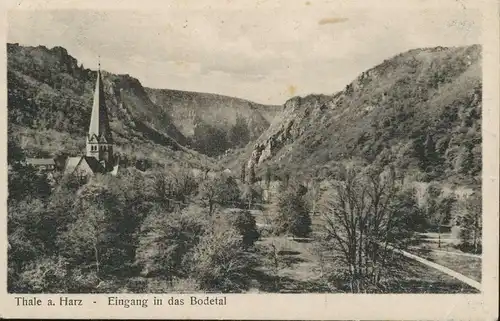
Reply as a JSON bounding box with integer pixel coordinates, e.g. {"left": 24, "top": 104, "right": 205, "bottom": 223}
{"left": 0, "top": 0, "right": 498, "bottom": 319}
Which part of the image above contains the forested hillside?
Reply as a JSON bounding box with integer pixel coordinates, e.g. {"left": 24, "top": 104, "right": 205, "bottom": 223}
{"left": 7, "top": 43, "right": 279, "bottom": 162}
{"left": 242, "top": 45, "right": 481, "bottom": 187}
{"left": 7, "top": 43, "right": 483, "bottom": 295}
{"left": 146, "top": 88, "right": 280, "bottom": 157}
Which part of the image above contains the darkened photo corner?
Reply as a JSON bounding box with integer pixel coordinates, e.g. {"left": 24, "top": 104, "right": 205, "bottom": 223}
{"left": 6, "top": 4, "right": 482, "bottom": 294}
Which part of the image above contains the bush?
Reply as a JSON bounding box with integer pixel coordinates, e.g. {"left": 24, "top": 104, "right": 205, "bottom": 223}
{"left": 271, "top": 184, "right": 312, "bottom": 238}
{"left": 189, "top": 227, "right": 252, "bottom": 292}
{"left": 227, "top": 210, "right": 260, "bottom": 247}
{"left": 134, "top": 205, "right": 207, "bottom": 279}
{"left": 15, "top": 256, "right": 71, "bottom": 293}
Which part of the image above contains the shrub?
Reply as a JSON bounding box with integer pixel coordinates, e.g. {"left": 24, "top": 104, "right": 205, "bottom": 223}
{"left": 271, "top": 183, "right": 312, "bottom": 238}
{"left": 134, "top": 205, "right": 207, "bottom": 279}
{"left": 227, "top": 210, "right": 260, "bottom": 247}
{"left": 189, "top": 227, "right": 251, "bottom": 292}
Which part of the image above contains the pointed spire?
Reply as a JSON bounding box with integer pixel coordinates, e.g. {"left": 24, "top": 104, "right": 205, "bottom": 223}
{"left": 88, "top": 60, "right": 112, "bottom": 143}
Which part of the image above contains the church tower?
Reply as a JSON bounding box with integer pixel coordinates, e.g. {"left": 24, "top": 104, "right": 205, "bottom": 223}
{"left": 86, "top": 63, "right": 114, "bottom": 170}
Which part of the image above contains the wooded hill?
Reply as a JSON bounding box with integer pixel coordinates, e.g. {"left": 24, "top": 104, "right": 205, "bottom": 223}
{"left": 239, "top": 45, "right": 481, "bottom": 187}
{"left": 7, "top": 43, "right": 279, "bottom": 167}
{"left": 146, "top": 88, "right": 280, "bottom": 157}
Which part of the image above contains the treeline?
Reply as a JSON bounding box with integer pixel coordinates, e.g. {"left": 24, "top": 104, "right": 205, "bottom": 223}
{"left": 257, "top": 160, "right": 482, "bottom": 251}
{"left": 8, "top": 131, "right": 482, "bottom": 294}
{"left": 261, "top": 161, "right": 482, "bottom": 292}
{"left": 191, "top": 115, "right": 251, "bottom": 157}
{"left": 8, "top": 135, "right": 264, "bottom": 293}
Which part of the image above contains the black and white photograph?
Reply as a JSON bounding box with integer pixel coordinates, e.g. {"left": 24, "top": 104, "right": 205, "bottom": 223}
{"left": 5, "top": 0, "right": 487, "bottom": 297}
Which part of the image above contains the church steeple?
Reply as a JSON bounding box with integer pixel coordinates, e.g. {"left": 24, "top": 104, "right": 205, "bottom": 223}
{"left": 88, "top": 60, "right": 112, "bottom": 143}
{"left": 86, "top": 60, "right": 114, "bottom": 169}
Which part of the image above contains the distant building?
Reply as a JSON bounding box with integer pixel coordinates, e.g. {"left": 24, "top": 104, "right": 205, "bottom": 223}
{"left": 12, "top": 64, "right": 118, "bottom": 179}
{"left": 25, "top": 158, "right": 56, "bottom": 171}
{"left": 64, "top": 63, "right": 118, "bottom": 178}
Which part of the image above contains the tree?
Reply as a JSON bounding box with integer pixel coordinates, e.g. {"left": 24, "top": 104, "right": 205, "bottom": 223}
{"left": 248, "top": 165, "right": 256, "bottom": 184}
{"left": 227, "top": 209, "right": 260, "bottom": 248}
{"left": 240, "top": 163, "right": 246, "bottom": 183}
{"left": 57, "top": 181, "right": 139, "bottom": 278}
{"left": 241, "top": 184, "right": 263, "bottom": 210}
{"left": 228, "top": 115, "right": 250, "bottom": 147}
{"left": 7, "top": 131, "right": 25, "bottom": 167}
{"left": 7, "top": 135, "right": 52, "bottom": 202}
{"left": 134, "top": 205, "right": 207, "bottom": 280}
{"left": 192, "top": 123, "right": 229, "bottom": 156}
{"left": 189, "top": 226, "right": 252, "bottom": 292}
{"left": 7, "top": 198, "right": 47, "bottom": 283}
{"left": 424, "top": 184, "right": 456, "bottom": 248}
{"left": 198, "top": 175, "right": 241, "bottom": 215}
{"left": 271, "top": 183, "right": 311, "bottom": 238}
{"left": 319, "top": 164, "right": 415, "bottom": 292}
{"left": 306, "top": 177, "right": 321, "bottom": 217}
{"left": 58, "top": 200, "right": 108, "bottom": 278}
{"left": 455, "top": 192, "right": 482, "bottom": 253}
{"left": 282, "top": 170, "right": 290, "bottom": 188}
{"left": 14, "top": 256, "right": 70, "bottom": 293}
{"left": 264, "top": 166, "right": 272, "bottom": 189}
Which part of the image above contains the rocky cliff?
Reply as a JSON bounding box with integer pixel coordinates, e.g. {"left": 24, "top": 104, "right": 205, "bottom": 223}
{"left": 245, "top": 45, "right": 482, "bottom": 185}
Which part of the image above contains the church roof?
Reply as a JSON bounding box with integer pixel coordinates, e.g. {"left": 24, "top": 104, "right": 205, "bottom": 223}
{"left": 64, "top": 156, "right": 105, "bottom": 176}
{"left": 83, "top": 156, "right": 105, "bottom": 173}
{"left": 88, "top": 68, "right": 113, "bottom": 143}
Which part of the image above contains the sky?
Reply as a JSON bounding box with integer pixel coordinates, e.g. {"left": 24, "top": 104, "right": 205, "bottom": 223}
{"left": 7, "top": 0, "right": 482, "bottom": 105}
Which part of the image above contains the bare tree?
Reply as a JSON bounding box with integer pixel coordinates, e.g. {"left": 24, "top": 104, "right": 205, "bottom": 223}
{"left": 198, "top": 179, "right": 220, "bottom": 216}
{"left": 319, "top": 164, "right": 420, "bottom": 292}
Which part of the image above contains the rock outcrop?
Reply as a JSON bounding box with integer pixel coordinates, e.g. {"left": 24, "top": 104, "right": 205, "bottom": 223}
{"left": 244, "top": 44, "right": 482, "bottom": 185}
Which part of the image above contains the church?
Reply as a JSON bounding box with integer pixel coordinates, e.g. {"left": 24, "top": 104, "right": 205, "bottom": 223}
{"left": 64, "top": 65, "right": 119, "bottom": 178}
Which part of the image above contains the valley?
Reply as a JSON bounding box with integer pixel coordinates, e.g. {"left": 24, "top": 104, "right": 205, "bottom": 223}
{"left": 7, "top": 43, "right": 482, "bottom": 294}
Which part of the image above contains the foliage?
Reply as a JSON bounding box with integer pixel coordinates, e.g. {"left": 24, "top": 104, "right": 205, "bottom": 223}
{"left": 198, "top": 174, "right": 241, "bottom": 215}
{"left": 422, "top": 184, "right": 457, "bottom": 241}
{"left": 192, "top": 122, "right": 230, "bottom": 157}
{"left": 454, "top": 192, "right": 482, "bottom": 253}
{"left": 240, "top": 184, "right": 263, "bottom": 210}
{"left": 226, "top": 209, "right": 260, "bottom": 248}
{"left": 189, "top": 226, "right": 252, "bottom": 292}
{"left": 227, "top": 114, "right": 251, "bottom": 148}
{"left": 240, "top": 45, "right": 481, "bottom": 186}
{"left": 271, "top": 182, "right": 312, "bottom": 238}
{"left": 151, "top": 167, "right": 199, "bottom": 208}
{"left": 134, "top": 205, "right": 207, "bottom": 279}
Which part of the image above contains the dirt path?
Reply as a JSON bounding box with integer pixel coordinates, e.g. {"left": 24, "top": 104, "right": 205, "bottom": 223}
{"left": 387, "top": 245, "right": 482, "bottom": 291}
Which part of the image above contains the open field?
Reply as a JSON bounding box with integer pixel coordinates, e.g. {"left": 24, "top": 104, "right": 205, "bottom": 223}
{"left": 226, "top": 208, "right": 482, "bottom": 293}
{"left": 247, "top": 235, "right": 479, "bottom": 293}
{"left": 409, "top": 233, "right": 482, "bottom": 282}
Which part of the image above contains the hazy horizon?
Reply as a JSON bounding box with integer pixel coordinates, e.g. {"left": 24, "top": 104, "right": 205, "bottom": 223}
{"left": 7, "top": 0, "right": 481, "bottom": 105}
